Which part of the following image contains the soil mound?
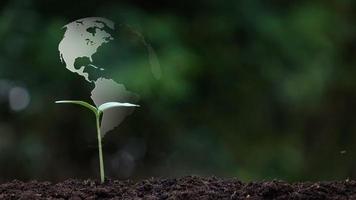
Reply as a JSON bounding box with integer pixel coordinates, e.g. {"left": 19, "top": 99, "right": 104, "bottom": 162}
{"left": 1, "top": 176, "right": 355, "bottom": 199}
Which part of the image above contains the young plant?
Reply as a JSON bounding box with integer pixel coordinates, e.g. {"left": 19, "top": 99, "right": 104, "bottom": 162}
{"left": 55, "top": 100, "right": 139, "bottom": 183}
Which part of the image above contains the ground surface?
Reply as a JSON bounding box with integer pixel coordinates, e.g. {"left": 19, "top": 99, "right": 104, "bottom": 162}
{"left": 0, "top": 176, "right": 355, "bottom": 199}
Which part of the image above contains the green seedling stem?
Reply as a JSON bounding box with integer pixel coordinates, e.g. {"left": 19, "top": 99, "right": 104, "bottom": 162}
{"left": 55, "top": 100, "right": 139, "bottom": 183}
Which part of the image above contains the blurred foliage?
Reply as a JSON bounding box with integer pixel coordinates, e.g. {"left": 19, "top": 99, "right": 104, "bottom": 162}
{"left": 1, "top": 0, "right": 356, "bottom": 182}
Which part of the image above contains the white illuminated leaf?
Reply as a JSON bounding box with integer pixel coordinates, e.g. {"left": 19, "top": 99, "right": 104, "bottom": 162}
{"left": 55, "top": 100, "right": 98, "bottom": 115}
{"left": 98, "top": 102, "right": 139, "bottom": 112}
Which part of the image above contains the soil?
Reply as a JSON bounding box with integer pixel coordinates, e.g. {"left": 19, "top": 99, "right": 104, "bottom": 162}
{"left": 0, "top": 176, "right": 355, "bottom": 200}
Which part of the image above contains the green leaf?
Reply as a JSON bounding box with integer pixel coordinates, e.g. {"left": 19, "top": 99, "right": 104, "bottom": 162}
{"left": 55, "top": 100, "right": 98, "bottom": 115}
{"left": 98, "top": 102, "right": 140, "bottom": 112}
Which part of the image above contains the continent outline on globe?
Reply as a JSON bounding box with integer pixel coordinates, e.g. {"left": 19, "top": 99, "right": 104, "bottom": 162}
{"left": 58, "top": 17, "right": 139, "bottom": 136}
{"left": 58, "top": 17, "right": 115, "bottom": 82}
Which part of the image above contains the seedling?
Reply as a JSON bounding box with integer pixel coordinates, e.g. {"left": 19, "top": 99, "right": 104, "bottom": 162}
{"left": 55, "top": 100, "right": 139, "bottom": 183}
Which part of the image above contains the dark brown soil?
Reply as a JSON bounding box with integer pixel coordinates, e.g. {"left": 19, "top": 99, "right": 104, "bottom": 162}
{"left": 1, "top": 176, "right": 356, "bottom": 200}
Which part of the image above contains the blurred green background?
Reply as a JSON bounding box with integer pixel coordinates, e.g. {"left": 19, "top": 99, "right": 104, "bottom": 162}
{"left": 1, "top": 0, "right": 356, "bottom": 182}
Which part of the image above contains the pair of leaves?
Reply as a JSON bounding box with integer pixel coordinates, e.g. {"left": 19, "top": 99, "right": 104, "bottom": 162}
{"left": 55, "top": 100, "right": 139, "bottom": 116}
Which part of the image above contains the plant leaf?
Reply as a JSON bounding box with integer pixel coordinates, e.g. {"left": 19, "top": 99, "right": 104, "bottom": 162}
{"left": 98, "top": 102, "right": 140, "bottom": 112}
{"left": 55, "top": 100, "right": 98, "bottom": 115}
